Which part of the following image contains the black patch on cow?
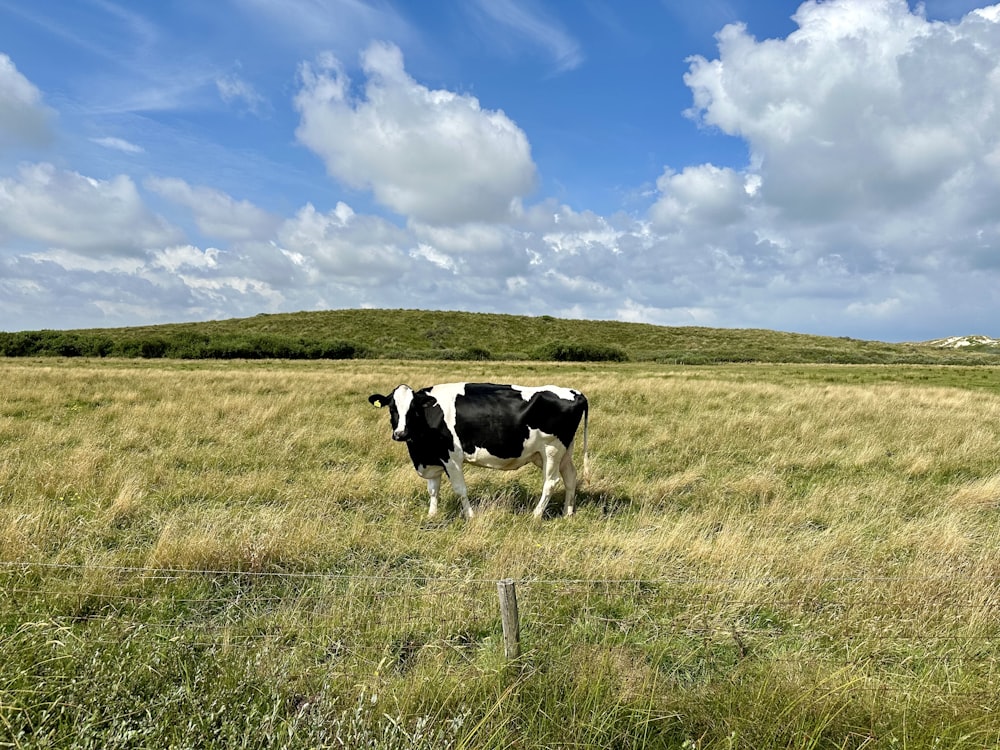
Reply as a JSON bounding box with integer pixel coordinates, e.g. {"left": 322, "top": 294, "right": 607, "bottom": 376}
{"left": 402, "top": 389, "right": 453, "bottom": 471}
{"left": 454, "top": 384, "right": 587, "bottom": 459}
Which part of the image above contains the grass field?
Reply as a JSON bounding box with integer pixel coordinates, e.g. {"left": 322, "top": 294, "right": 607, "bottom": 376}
{"left": 3, "top": 357, "right": 1000, "bottom": 748}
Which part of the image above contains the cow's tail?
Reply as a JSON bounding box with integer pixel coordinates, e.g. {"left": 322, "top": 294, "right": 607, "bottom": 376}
{"left": 581, "top": 400, "right": 590, "bottom": 484}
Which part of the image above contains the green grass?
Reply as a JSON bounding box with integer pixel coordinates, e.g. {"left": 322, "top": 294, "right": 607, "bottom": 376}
{"left": 4, "top": 358, "right": 1000, "bottom": 747}
{"left": 3, "top": 307, "right": 999, "bottom": 364}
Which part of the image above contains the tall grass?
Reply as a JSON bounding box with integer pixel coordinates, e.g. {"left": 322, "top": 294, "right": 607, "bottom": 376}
{"left": 4, "top": 358, "right": 1000, "bottom": 747}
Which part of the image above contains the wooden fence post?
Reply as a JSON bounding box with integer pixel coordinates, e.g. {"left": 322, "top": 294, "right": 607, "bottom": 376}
{"left": 496, "top": 578, "right": 520, "bottom": 660}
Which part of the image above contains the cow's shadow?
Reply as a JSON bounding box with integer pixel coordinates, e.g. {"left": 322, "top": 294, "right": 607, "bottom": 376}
{"left": 467, "top": 477, "right": 536, "bottom": 516}
{"left": 582, "top": 487, "right": 635, "bottom": 517}
{"left": 412, "top": 476, "right": 636, "bottom": 523}
{"left": 469, "top": 478, "right": 636, "bottom": 519}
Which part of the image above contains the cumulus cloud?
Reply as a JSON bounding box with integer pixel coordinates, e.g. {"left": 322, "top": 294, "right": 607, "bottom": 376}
{"left": 650, "top": 164, "right": 750, "bottom": 228}
{"left": 407, "top": 221, "right": 532, "bottom": 280}
{"left": 683, "top": 0, "right": 1000, "bottom": 225}
{"left": 0, "top": 53, "right": 54, "bottom": 151}
{"left": 146, "top": 177, "right": 279, "bottom": 241}
{"left": 537, "top": 204, "right": 623, "bottom": 256}
{"left": 0, "top": 163, "right": 182, "bottom": 257}
{"left": 173, "top": 273, "right": 284, "bottom": 309}
{"left": 152, "top": 244, "right": 220, "bottom": 273}
{"left": 617, "top": 298, "right": 718, "bottom": 327}
{"left": 622, "top": 0, "right": 1000, "bottom": 339}
{"left": 276, "top": 201, "right": 411, "bottom": 282}
{"left": 410, "top": 243, "right": 458, "bottom": 273}
{"left": 294, "top": 42, "right": 537, "bottom": 225}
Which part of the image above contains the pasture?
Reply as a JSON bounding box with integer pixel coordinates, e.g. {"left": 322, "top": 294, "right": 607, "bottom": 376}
{"left": 3, "top": 357, "right": 1000, "bottom": 748}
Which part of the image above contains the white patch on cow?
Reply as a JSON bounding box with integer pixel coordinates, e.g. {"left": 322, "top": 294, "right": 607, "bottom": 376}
{"left": 463, "top": 448, "right": 517, "bottom": 470}
{"left": 392, "top": 385, "right": 414, "bottom": 439}
{"left": 512, "top": 384, "right": 578, "bottom": 402}
{"left": 522, "top": 426, "right": 561, "bottom": 455}
{"left": 414, "top": 463, "right": 443, "bottom": 480}
{"left": 425, "top": 382, "right": 467, "bottom": 450}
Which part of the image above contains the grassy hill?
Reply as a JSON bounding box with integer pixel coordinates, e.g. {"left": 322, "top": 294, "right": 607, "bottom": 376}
{"left": 2, "top": 308, "right": 997, "bottom": 364}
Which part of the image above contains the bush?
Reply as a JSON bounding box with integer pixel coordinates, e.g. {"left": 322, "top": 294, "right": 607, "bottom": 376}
{"left": 306, "top": 340, "right": 366, "bottom": 359}
{"left": 0, "top": 332, "right": 37, "bottom": 356}
{"left": 434, "top": 346, "right": 492, "bottom": 361}
{"left": 0, "top": 331, "right": 113, "bottom": 357}
{"left": 534, "top": 342, "right": 628, "bottom": 362}
{"left": 137, "top": 338, "right": 169, "bottom": 358}
{"left": 463, "top": 346, "right": 492, "bottom": 361}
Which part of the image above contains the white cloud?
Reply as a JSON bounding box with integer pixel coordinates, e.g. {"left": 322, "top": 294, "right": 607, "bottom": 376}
{"left": 0, "top": 53, "right": 54, "bottom": 151}
{"left": 25, "top": 249, "right": 145, "bottom": 274}
{"left": 846, "top": 296, "right": 903, "bottom": 318}
{"left": 618, "top": 0, "right": 1000, "bottom": 340}
{"left": 617, "top": 298, "right": 718, "bottom": 327}
{"left": 410, "top": 243, "right": 458, "bottom": 273}
{"left": 152, "top": 244, "right": 221, "bottom": 273}
{"left": 276, "top": 201, "right": 411, "bottom": 282}
{"left": 683, "top": 0, "right": 1000, "bottom": 223}
{"left": 177, "top": 274, "right": 284, "bottom": 307}
{"left": 410, "top": 221, "right": 511, "bottom": 256}
{"left": 650, "top": 164, "right": 749, "bottom": 228}
{"left": 541, "top": 269, "right": 613, "bottom": 299}
{"left": 216, "top": 73, "right": 266, "bottom": 115}
{"left": 470, "top": 0, "right": 584, "bottom": 73}
{"left": 0, "top": 163, "right": 182, "bottom": 256}
{"left": 294, "top": 42, "right": 537, "bottom": 225}
{"left": 237, "top": 0, "right": 414, "bottom": 51}
{"left": 532, "top": 203, "right": 624, "bottom": 257}
{"left": 407, "top": 221, "right": 530, "bottom": 278}
{"left": 91, "top": 136, "right": 144, "bottom": 154}
{"left": 146, "top": 177, "right": 279, "bottom": 241}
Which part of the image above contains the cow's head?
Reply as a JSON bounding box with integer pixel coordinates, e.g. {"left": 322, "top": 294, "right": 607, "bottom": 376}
{"left": 368, "top": 385, "right": 415, "bottom": 441}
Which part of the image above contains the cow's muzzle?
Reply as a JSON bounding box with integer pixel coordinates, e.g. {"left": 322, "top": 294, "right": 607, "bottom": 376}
{"left": 392, "top": 430, "right": 408, "bottom": 442}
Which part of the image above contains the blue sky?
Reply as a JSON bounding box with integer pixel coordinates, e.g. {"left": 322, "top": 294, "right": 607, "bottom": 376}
{"left": 1, "top": 0, "right": 998, "bottom": 341}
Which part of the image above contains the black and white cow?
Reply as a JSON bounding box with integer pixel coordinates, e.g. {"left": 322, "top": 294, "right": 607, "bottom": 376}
{"left": 368, "top": 382, "right": 589, "bottom": 519}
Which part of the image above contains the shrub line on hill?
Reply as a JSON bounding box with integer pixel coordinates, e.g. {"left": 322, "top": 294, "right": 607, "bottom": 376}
{"left": 2, "top": 309, "right": 998, "bottom": 365}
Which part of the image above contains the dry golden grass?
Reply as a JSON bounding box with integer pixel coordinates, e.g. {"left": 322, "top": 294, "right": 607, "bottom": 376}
{"left": 4, "top": 359, "right": 1000, "bottom": 581}
{"left": 5, "top": 358, "right": 1000, "bottom": 746}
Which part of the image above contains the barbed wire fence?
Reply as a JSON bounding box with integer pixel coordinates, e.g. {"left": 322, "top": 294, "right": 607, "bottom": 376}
{"left": 4, "top": 560, "right": 1000, "bottom": 688}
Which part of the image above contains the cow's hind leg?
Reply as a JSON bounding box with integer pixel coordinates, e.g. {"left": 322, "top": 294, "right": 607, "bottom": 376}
{"left": 444, "top": 459, "right": 475, "bottom": 519}
{"left": 560, "top": 450, "right": 578, "bottom": 516}
{"left": 532, "top": 445, "right": 565, "bottom": 519}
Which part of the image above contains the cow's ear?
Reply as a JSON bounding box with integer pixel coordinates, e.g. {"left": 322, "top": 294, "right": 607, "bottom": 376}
{"left": 369, "top": 394, "right": 388, "bottom": 408}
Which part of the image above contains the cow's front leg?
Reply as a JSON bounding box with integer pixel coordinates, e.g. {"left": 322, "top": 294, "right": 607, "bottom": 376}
{"left": 444, "top": 459, "right": 474, "bottom": 519}
{"left": 426, "top": 473, "right": 442, "bottom": 517}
